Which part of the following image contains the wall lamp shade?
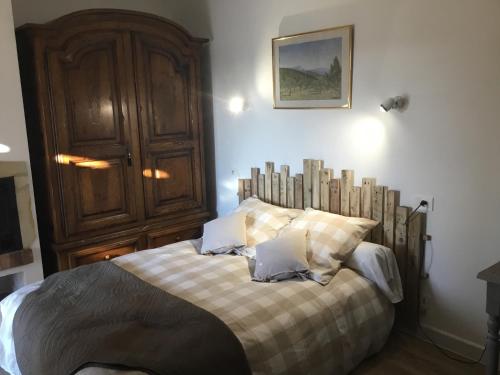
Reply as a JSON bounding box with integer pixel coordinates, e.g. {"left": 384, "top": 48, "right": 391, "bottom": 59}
{"left": 0, "top": 144, "right": 11, "bottom": 154}
{"left": 380, "top": 96, "right": 406, "bottom": 112}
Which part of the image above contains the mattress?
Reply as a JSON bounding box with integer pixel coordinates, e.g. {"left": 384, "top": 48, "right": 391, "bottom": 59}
{"left": 0, "top": 240, "right": 394, "bottom": 375}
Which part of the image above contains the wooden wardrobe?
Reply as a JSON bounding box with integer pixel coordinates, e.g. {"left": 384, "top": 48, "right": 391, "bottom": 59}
{"left": 16, "top": 10, "right": 213, "bottom": 274}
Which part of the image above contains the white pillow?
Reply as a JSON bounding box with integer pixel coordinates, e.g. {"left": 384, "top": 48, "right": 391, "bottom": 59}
{"left": 201, "top": 212, "right": 247, "bottom": 254}
{"left": 252, "top": 229, "right": 309, "bottom": 282}
{"left": 234, "top": 197, "right": 303, "bottom": 247}
{"left": 345, "top": 242, "right": 403, "bottom": 303}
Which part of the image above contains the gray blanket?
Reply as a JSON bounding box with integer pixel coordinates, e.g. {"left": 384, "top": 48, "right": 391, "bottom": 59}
{"left": 13, "top": 262, "right": 251, "bottom": 375}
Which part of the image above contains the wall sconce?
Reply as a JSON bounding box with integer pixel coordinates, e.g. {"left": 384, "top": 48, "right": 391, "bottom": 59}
{"left": 0, "top": 144, "right": 11, "bottom": 154}
{"left": 380, "top": 96, "right": 406, "bottom": 112}
{"left": 228, "top": 97, "right": 246, "bottom": 115}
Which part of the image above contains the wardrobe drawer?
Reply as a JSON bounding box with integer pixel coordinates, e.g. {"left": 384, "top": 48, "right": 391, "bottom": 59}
{"left": 67, "top": 238, "right": 141, "bottom": 268}
{"left": 146, "top": 224, "right": 203, "bottom": 249}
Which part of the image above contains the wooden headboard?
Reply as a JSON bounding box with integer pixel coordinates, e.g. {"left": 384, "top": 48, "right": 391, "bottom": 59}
{"left": 237, "top": 159, "right": 426, "bottom": 332}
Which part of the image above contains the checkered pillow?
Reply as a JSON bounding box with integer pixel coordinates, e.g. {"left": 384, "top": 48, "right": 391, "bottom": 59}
{"left": 289, "top": 208, "right": 378, "bottom": 285}
{"left": 234, "top": 197, "right": 302, "bottom": 247}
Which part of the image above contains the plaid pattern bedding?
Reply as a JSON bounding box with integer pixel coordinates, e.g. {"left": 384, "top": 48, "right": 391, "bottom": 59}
{"left": 113, "top": 240, "right": 394, "bottom": 375}
{"left": 289, "top": 208, "right": 378, "bottom": 285}
{"left": 234, "top": 197, "right": 302, "bottom": 246}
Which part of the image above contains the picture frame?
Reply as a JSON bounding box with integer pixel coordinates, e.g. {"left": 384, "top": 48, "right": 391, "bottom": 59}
{"left": 272, "top": 25, "right": 353, "bottom": 109}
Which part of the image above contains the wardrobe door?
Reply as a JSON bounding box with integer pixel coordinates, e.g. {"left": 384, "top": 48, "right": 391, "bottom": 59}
{"left": 46, "top": 31, "right": 142, "bottom": 236}
{"left": 133, "top": 32, "right": 205, "bottom": 218}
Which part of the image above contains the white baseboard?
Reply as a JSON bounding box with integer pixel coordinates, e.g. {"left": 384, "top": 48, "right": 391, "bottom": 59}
{"left": 417, "top": 323, "right": 487, "bottom": 365}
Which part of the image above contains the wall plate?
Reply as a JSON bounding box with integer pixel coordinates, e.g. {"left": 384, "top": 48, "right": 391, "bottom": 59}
{"left": 412, "top": 195, "right": 435, "bottom": 212}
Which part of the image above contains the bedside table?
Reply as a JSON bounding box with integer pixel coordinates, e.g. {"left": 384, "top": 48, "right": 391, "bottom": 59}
{"left": 478, "top": 261, "right": 500, "bottom": 375}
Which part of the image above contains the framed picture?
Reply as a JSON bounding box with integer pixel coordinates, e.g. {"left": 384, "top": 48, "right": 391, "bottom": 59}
{"left": 272, "top": 25, "right": 353, "bottom": 109}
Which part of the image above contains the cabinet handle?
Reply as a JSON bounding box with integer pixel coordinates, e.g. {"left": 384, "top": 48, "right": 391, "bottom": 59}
{"left": 127, "top": 150, "right": 132, "bottom": 166}
{"left": 104, "top": 254, "right": 111, "bottom": 260}
{"left": 175, "top": 236, "right": 181, "bottom": 241}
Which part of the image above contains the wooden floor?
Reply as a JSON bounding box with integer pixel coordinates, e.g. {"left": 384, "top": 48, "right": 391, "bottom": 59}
{"left": 352, "top": 332, "right": 485, "bottom": 375}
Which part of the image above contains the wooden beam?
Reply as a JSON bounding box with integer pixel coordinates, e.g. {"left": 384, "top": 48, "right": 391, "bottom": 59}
{"left": 251, "top": 167, "right": 260, "bottom": 197}
{"left": 265, "top": 162, "right": 274, "bottom": 203}
{"left": 311, "top": 160, "right": 324, "bottom": 209}
{"left": 341, "top": 170, "right": 354, "bottom": 216}
{"left": 384, "top": 190, "right": 400, "bottom": 249}
{"left": 280, "top": 165, "right": 289, "bottom": 207}
{"left": 349, "top": 186, "right": 361, "bottom": 217}
{"left": 320, "top": 168, "right": 332, "bottom": 211}
{"left": 238, "top": 179, "right": 244, "bottom": 203}
{"left": 258, "top": 174, "right": 265, "bottom": 200}
{"left": 287, "top": 176, "right": 295, "bottom": 208}
{"left": 372, "top": 186, "right": 387, "bottom": 244}
{"left": 303, "top": 159, "right": 313, "bottom": 208}
{"left": 329, "top": 178, "right": 340, "bottom": 214}
{"left": 294, "top": 174, "right": 304, "bottom": 209}
{"left": 272, "top": 172, "right": 280, "bottom": 205}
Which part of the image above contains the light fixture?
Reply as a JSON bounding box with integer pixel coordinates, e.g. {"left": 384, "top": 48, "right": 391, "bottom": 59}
{"left": 380, "top": 96, "right": 406, "bottom": 112}
{"left": 228, "top": 97, "right": 246, "bottom": 114}
{"left": 0, "top": 143, "right": 11, "bottom": 154}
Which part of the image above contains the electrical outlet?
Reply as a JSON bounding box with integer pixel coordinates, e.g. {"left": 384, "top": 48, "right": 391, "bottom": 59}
{"left": 412, "top": 195, "right": 435, "bottom": 212}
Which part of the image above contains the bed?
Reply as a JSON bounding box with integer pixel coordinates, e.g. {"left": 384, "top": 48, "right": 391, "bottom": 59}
{"left": 0, "top": 159, "right": 426, "bottom": 375}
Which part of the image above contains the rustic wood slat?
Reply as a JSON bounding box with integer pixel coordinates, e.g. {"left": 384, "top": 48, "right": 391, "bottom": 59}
{"left": 341, "top": 170, "right": 354, "bottom": 216}
{"left": 384, "top": 190, "right": 400, "bottom": 250}
{"left": 312, "top": 160, "right": 324, "bottom": 209}
{"left": 395, "top": 206, "right": 410, "bottom": 288}
{"left": 303, "top": 159, "right": 313, "bottom": 208}
{"left": 280, "top": 165, "right": 289, "bottom": 207}
{"left": 258, "top": 174, "right": 265, "bottom": 200}
{"left": 320, "top": 168, "right": 332, "bottom": 211}
{"left": 243, "top": 179, "right": 252, "bottom": 200}
{"left": 349, "top": 186, "right": 361, "bottom": 217}
{"left": 361, "top": 178, "right": 376, "bottom": 219}
{"left": 287, "top": 177, "right": 295, "bottom": 208}
{"left": 251, "top": 168, "right": 260, "bottom": 196}
{"left": 406, "top": 212, "right": 427, "bottom": 330}
{"left": 238, "top": 179, "right": 245, "bottom": 203}
{"left": 265, "top": 162, "right": 274, "bottom": 203}
{"left": 372, "top": 186, "right": 387, "bottom": 244}
{"left": 272, "top": 172, "right": 280, "bottom": 205}
{"left": 329, "top": 178, "right": 341, "bottom": 214}
{"left": 295, "top": 174, "right": 304, "bottom": 209}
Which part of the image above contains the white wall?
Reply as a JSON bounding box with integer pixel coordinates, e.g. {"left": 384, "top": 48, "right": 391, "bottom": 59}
{"left": 0, "top": 0, "right": 43, "bottom": 285}
{"left": 205, "top": 0, "right": 500, "bottom": 358}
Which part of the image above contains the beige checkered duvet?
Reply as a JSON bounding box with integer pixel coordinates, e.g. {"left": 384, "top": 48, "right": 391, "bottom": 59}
{"left": 113, "top": 240, "right": 394, "bottom": 375}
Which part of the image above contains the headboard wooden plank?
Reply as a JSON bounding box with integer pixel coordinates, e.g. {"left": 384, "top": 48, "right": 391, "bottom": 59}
{"left": 384, "top": 190, "right": 400, "bottom": 249}
{"left": 320, "top": 168, "right": 332, "bottom": 212}
{"left": 350, "top": 186, "right": 361, "bottom": 217}
{"left": 372, "top": 186, "right": 387, "bottom": 244}
{"left": 330, "top": 178, "right": 341, "bottom": 214}
{"left": 303, "top": 159, "right": 313, "bottom": 208}
{"left": 258, "top": 174, "right": 265, "bottom": 200}
{"left": 279, "top": 165, "right": 289, "bottom": 206}
{"left": 294, "top": 174, "right": 304, "bottom": 209}
{"left": 406, "top": 212, "right": 426, "bottom": 328}
{"left": 271, "top": 173, "right": 280, "bottom": 205}
{"left": 340, "top": 170, "right": 354, "bottom": 216}
{"left": 287, "top": 176, "right": 295, "bottom": 208}
{"left": 265, "top": 162, "right": 274, "bottom": 203}
{"left": 237, "top": 160, "right": 427, "bottom": 332}
{"left": 311, "top": 160, "right": 324, "bottom": 209}
{"left": 251, "top": 168, "right": 260, "bottom": 197}
{"left": 395, "top": 206, "right": 410, "bottom": 286}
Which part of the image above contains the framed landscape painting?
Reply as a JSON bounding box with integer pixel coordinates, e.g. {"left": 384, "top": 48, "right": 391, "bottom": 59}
{"left": 272, "top": 25, "right": 353, "bottom": 109}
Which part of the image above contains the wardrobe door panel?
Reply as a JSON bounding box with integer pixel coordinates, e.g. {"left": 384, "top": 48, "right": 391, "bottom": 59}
{"left": 134, "top": 32, "right": 205, "bottom": 218}
{"left": 143, "top": 149, "right": 202, "bottom": 216}
{"left": 46, "top": 32, "right": 140, "bottom": 236}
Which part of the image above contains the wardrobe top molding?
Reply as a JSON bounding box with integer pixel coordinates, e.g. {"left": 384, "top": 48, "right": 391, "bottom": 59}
{"left": 16, "top": 8, "right": 209, "bottom": 47}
